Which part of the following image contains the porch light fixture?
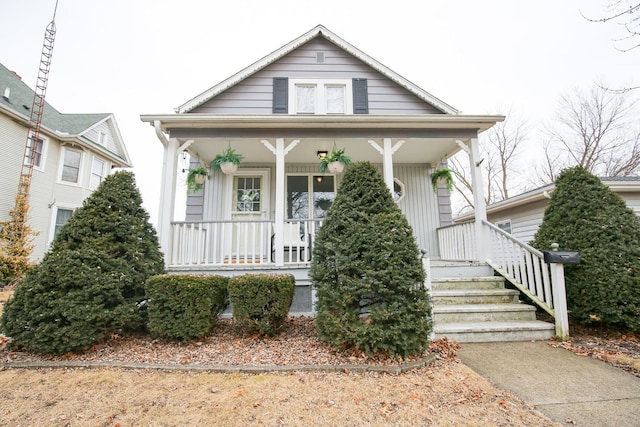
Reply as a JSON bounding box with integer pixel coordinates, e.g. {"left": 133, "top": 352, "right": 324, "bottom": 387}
{"left": 317, "top": 150, "right": 328, "bottom": 160}
{"left": 315, "top": 176, "right": 323, "bottom": 183}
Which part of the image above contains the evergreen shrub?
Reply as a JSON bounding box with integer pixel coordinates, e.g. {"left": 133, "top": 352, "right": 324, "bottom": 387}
{"left": 228, "top": 273, "right": 294, "bottom": 336}
{"left": 1, "top": 248, "right": 132, "bottom": 354}
{"left": 146, "top": 274, "right": 228, "bottom": 341}
{"left": 310, "top": 162, "right": 432, "bottom": 358}
{"left": 531, "top": 167, "right": 640, "bottom": 332}
{"left": 0, "top": 171, "right": 165, "bottom": 354}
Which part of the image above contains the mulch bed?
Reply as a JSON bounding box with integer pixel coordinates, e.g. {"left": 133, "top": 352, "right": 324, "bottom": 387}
{"left": 1, "top": 317, "right": 441, "bottom": 369}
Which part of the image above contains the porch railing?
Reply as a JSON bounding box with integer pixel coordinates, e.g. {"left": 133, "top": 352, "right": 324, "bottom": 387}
{"left": 437, "top": 220, "right": 569, "bottom": 340}
{"left": 168, "top": 219, "right": 322, "bottom": 267}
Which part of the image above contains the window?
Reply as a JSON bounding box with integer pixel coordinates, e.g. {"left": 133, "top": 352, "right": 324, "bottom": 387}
{"left": 233, "top": 176, "right": 261, "bottom": 212}
{"left": 90, "top": 157, "right": 106, "bottom": 190}
{"left": 289, "top": 79, "right": 352, "bottom": 114}
{"left": 325, "top": 85, "right": 345, "bottom": 114}
{"left": 393, "top": 178, "right": 405, "bottom": 202}
{"left": 61, "top": 148, "right": 82, "bottom": 184}
{"left": 495, "top": 220, "right": 512, "bottom": 234}
{"left": 53, "top": 208, "right": 73, "bottom": 240}
{"left": 97, "top": 131, "right": 109, "bottom": 147}
{"left": 287, "top": 175, "right": 335, "bottom": 220}
{"left": 24, "top": 135, "right": 45, "bottom": 169}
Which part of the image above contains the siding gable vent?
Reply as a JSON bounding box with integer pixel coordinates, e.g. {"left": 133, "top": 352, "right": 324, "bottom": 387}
{"left": 316, "top": 52, "right": 325, "bottom": 63}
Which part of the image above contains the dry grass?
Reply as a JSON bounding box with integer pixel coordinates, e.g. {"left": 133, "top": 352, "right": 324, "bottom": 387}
{"left": 0, "top": 361, "right": 558, "bottom": 426}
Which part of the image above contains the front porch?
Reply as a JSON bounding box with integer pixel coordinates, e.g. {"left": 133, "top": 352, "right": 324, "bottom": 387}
{"left": 166, "top": 218, "right": 570, "bottom": 342}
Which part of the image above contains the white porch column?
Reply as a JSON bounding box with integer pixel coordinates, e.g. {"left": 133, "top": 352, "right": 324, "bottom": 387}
{"left": 467, "top": 137, "right": 490, "bottom": 261}
{"left": 154, "top": 121, "right": 179, "bottom": 263}
{"left": 368, "top": 138, "right": 405, "bottom": 194}
{"left": 261, "top": 138, "right": 299, "bottom": 266}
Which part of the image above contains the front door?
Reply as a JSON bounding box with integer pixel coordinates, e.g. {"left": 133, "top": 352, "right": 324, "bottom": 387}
{"left": 227, "top": 170, "right": 270, "bottom": 262}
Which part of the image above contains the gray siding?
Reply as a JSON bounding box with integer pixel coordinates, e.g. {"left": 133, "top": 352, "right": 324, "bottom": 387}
{"left": 189, "top": 162, "right": 441, "bottom": 257}
{"left": 192, "top": 38, "right": 443, "bottom": 115}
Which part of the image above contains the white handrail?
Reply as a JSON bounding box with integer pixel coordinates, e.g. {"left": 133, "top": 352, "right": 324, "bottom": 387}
{"left": 437, "top": 220, "right": 570, "bottom": 340}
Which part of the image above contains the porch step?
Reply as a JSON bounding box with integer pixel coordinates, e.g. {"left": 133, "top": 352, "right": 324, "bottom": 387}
{"left": 433, "top": 304, "right": 537, "bottom": 323}
{"left": 433, "top": 321, "right": 555, "bottom": 343}
{"left": 430, "top": 265, "right": 555, "bottom": 343}
{"left": 431, "top": 289, "right": 520, "bottom": 305}
{"left": 432, "top": 276, "right": 505, "bottom": 290}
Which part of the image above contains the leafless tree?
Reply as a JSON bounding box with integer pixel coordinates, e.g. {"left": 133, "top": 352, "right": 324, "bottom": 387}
{"left": 583, "top": 1, "right": 640, "bottom": 51}
{"left": 583, "top": 1, "right": 640, "bottom": 92}
{"left": 538, "top": 84, "right": 640, "bottom": 182}
{"left": 450, "top": 113, "right": 528, "bottom": 213}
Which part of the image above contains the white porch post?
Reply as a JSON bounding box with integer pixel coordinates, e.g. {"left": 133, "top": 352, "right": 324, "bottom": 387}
{"left": 467, "top": 137, "right": 490, "bottom": 261}
{"left": 262, "top": 138, "right": 299, "bottom": 267}
{"left": 154, "top": 120, "right": 179, "bottom": 263}
{"left": 368, "top": 138, "right": 405, "bottom": 194}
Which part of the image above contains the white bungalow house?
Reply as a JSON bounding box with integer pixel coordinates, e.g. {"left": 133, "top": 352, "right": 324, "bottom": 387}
{"left": 141, "top": 25, "right": 569, "bottom": 342}
{"left": 455, "top": 177, "right": 640, "bottom": 243}
{"left": 0, "top": 62, "right": 132, "bottom": 262}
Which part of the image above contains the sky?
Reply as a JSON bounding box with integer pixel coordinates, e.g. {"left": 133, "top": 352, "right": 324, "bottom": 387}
{"left": 1, "top": 0, "right": 637, "bottom": 225}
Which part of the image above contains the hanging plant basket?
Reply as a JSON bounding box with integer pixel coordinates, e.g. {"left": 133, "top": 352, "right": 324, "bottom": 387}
{"left": 186, "top": 166, "right": 208, "bottom": 194}
{"left": 220, "top": 162, "right": 238, "bottom": 174}
{"left": 211, "top": 147, "right": 244, "bottom": 174}
{"left": 327, "top": 161, "right": 344, "bottom": 174}
{"left": 319, "top": 148, "right": 352, "bottom": 174}
{"left": 431, "top": 167, "right": 454, "bottom": 193}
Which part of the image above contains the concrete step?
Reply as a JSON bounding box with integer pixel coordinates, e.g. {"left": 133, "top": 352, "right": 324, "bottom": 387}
{"left": 430, "top": 261, "right": 494, "bottom": 278}
{"left": 431, "top": 289, "right": 520, "bottom": 305}
{"left": 433, "top": 304, "right": 537, "bottom": 323}
{"left": 433, "top": 321, "right": 555, "bottom": 343}
{"left": 431, "top": 276, "right": 505, "bottom": 291}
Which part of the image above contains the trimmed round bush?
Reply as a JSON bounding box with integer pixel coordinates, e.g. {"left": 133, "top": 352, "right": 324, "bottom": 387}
{"left": 310, "top": 162, "right": 432, "bottom": 358}
{"left": 228, "top": 273, "right": 295, "bottom": 336}
{"left": 146, "top": 274, "right": 229, "bottom": 341}
{"left": 531, "top": 166, "right": 640, "bottom": 332}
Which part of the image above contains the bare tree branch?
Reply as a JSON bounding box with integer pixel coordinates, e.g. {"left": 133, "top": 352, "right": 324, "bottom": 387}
{"left": 539, "top": 83, "right": 640, "bottom": 181}
{"left": 582, "top": 1, "right": 640, "bottom": 53}
{"left": 450, "top": 113, "right": 528, "bottom": 213}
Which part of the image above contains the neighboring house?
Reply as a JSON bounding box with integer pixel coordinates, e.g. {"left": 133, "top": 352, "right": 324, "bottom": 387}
{"left": 454, "top": 177, "right": 640, "bottom": 243}
{"left": 0, "top": 62, "right": 132, "bottom": 262}
{"left": 141, "top": 25, "right": 502, "bottom": 315}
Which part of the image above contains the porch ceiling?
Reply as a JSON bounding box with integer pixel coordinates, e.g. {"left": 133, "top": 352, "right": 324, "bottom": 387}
{"left": 141, "top": 114, "right": 504, "bottom": 165}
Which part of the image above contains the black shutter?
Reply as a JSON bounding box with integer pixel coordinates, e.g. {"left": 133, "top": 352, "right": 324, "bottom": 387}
{"left": 352, "top": 78, "right": 369, "bottom": 114}
{"left": 272, "top": 77, "right": 288, "bottom": 114}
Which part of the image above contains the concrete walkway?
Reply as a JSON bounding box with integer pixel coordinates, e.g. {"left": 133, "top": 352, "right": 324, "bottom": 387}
{"left": 458, "top": 341, "right": 640, "bottom": 427}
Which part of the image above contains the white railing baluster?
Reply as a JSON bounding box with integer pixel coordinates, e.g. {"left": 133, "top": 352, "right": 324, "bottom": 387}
{"left": 437, "top": 220, "right": 571, "bottom": 341}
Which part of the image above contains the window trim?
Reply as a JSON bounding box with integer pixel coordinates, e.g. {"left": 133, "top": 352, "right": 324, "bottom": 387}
{"left": 58, "top": 146, "right": 84, "bottom": 185}
{"left": 90, "top": 155, "right": 106, "bottom": 190}
{"left": 495, "top": 219, "right": 512, "bottom": 234}
{"left": 48, "top": 205, "right": 78, "bottom": 244}
{"left": 25, "top": 133, "right": 48, "bottom": 171}
{"left": 288, "top": 79, "right": 353, "bottom": 115}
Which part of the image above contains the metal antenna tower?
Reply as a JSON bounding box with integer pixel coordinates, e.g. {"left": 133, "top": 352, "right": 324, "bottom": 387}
{"left": 17, "top": 0, "right": 59, "bottom": 203}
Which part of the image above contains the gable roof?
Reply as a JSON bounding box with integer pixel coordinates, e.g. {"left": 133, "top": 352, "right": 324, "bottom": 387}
{"left": 176, "top": 24, "right": 459, "bottom": 115}
{"left": 0, "top": 62, "right": 132, "bottom": 167}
